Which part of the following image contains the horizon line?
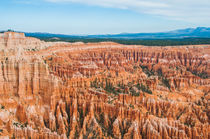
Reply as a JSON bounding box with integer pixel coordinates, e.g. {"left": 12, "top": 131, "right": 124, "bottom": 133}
{"left": 1, "top": 26, "right": 210, "bottom": 36}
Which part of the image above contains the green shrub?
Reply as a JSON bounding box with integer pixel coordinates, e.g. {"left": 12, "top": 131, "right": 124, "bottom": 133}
{"left": 136, "top": 83, "right": 152, "bottom": 94}
{"left": 129, "top": 87, "right": 139, "bottom": 96}
{"left": 192, "top": 71, "right": 208, "bottom": 79}
{"left": 1, "top": 105, "right": 5, "bottom": 109}
{"left": 162, "top": 78, "right": 170, "bottom": 89}
{"left": 140, "top": 65, "right": 154, "bottom": 77}
{"left": 129, "top": 104, "right": 134, "bottom": 109}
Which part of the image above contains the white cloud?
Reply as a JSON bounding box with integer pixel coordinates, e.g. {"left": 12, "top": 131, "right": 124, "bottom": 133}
{"left": 45, "top": 0, "right": 210, "bottom": 23}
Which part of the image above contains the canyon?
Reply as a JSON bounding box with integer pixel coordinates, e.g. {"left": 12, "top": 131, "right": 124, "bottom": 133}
{"left": 0, "top": 32, "right": 209, "bottom": 139}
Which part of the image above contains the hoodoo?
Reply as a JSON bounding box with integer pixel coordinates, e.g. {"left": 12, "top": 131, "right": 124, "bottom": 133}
{"left": 0, "top": 32, "right": 209, "bottom": 138}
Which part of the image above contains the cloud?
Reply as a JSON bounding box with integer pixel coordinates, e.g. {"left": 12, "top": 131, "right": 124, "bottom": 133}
{"left": 45, "top": 0, "right": 210, "bottom": 23}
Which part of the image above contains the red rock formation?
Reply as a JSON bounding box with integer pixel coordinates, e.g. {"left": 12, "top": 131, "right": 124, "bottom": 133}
{"left": 0, "top": 32, "right": 209, "bottom": 138}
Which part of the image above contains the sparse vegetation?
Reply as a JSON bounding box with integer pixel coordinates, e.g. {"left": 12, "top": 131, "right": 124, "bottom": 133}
{"left": 13, "top": 122, "right": 28, "bottom": 128}
{"left": 74, "top": 125, "right": 79, "bottom": 138}
{"left": 157, "top": 69, "right": 163, "bottom": 76}
{"left": 13, "top": 122, "right": 19, "bottom": 127}
{"left": 177, "top": 108, "right": 187, "bottom": 120}
{"left": 91, "top": 78, "right": 100, "bottom": 88}
{"left": 91, "top": 78, "right": 118, "bottom": 95}
{"left": 129, "top": 104, "right": 134, "bottom": 109}
{"left": 118, "top": 82, "right": 125, "bottom": 89}
{"left": 136, "top": 83, "right": 152, "bottom": 94}
{"left": 129, "top": 87, "right": 139, "bottom": 96}
{"left": 79, "top": 109, "right": 84, "bottom": 128}
{"left": 120, "top": 121, "right": 131, "bottom": 138}
{"left": 107, "top": 99, "right": 113, "bottom": 104}
{"left": 105, "top": 79, "right": 116, "bottom": 94}
{"left": 184, "top": 119, "right": 195, "bottom": 127}
{"left": 1, "top": 105, "right": 5, "bottom": 109}
{"left": 187, "top": 68, "right": 209, "bottom": 79}
{"left": 156, "top": 69, "right": 171, "bottom": 90}
{"left": 162, "top": 77, "right": 171, "bottom": 90}
{"left": 91, "top": 77, "right": 153, "bottom": 96}
{"left": 140, "top": 65, "right": 154, "bottom": 77}
{"left": 192, "top": 71, "right": 208, "bottom": 79}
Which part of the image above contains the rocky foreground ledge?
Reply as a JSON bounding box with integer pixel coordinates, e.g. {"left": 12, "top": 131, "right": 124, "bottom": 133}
{"left": 0, "top": 32, "right": 209, "bottom": 138}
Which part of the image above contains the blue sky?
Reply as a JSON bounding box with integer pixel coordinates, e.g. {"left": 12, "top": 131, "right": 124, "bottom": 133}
{"left": 0, "top": 0, "right": 209, "bottom": 34}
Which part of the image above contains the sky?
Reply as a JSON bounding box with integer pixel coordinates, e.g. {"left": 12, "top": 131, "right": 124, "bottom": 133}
{"left": 0, "top": 0, "right": 210, "bottom": 35}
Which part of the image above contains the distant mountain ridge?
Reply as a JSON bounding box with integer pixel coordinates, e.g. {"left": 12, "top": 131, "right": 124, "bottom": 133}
{"left": 1, "top": 27, "right": 210, "bottom": 39}
{"left": 85, "top": 27, "right": 210, "bottom": 39}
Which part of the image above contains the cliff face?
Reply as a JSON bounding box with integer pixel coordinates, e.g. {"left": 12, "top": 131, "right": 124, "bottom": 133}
{"left": 0, "top": 32, "right": 209, "bottom": 139}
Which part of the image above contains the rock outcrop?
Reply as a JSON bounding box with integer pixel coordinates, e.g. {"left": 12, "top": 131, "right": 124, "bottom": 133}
{"left": 0, "top": 32, "right": 209, "bottom": 139}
